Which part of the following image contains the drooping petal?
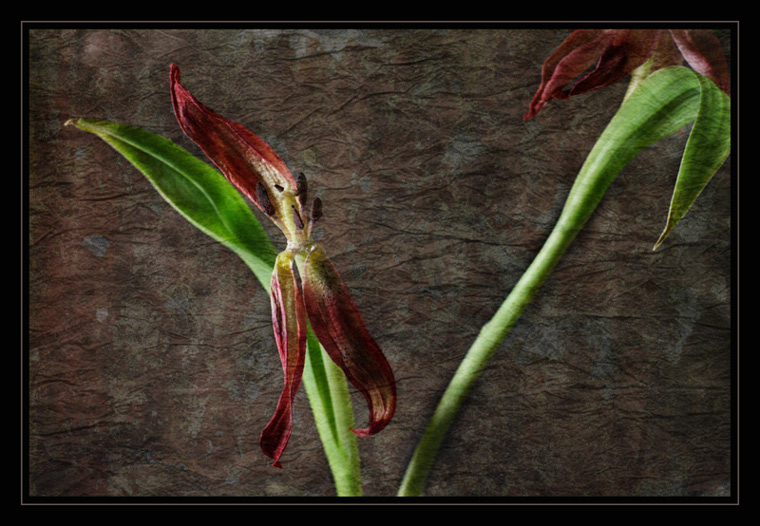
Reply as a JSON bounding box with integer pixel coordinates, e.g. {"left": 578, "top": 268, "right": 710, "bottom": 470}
{"left": 260, "top": 251, "right": 307, "bottom": 468}
{"left": 169, "top": 64, "right": 296, "bottom": 213}
{"left": 649, "top": 30, "right": 688, "bottom": 71}
{"left": 524, "top": 30, "right": 608, "bottom": 120}
{"left": 301, "top": 243, "right": 396, "bottom": 437}
{"left": 567, "top": 30, "right": 662, "bottom": 97}
{"left": 669, "top": 30, "right": 730, "bottom": 95}
{"left": 525, "top": 30, "right": 664, "bottom": 120}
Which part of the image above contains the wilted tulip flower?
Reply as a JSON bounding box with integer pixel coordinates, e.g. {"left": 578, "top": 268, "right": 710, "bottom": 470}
{"left": 524, "top": 29, "right": 730, "bottom": 120}
{"left": 170, "top": 65, "right": 396, "bottom": 468}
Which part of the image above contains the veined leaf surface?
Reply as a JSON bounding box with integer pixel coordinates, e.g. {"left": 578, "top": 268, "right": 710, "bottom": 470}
{"left": 67, "top": 118, "right": 277, "bottom": 288}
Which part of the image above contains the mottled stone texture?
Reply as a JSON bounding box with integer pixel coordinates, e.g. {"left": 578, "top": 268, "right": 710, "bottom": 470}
{"left": 27, "top": 27, "right": 733, "bottom": 499}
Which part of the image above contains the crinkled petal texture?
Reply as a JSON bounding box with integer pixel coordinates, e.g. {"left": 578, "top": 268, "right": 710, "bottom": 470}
{"left": 260, "top": 251, "right": 308, "bottom": 468}
{"left": 302, "top": 244, "right": 396, "bottom": 437}
{"left": 566, "top": 30, "right": 661, "bottom": 96}
{"left": 524, "top": 29, "right": 730, "bottom": 120}
{"left": 669, "top": 30, "right": 730, "bottom": 94}
{"left": 169, "top": 64, "right": 296, "bottom": 211}
{"left": 525, "top": 30, "right": 661, "bottom": 120}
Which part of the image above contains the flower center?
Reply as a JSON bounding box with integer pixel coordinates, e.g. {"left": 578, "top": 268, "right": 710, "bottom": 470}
{"left": 256, "top": 172, "right": 322, "bottom": 252}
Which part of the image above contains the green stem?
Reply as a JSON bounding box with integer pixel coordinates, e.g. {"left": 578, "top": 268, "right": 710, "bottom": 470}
{"left": 398, "top": 135, "right": 617, "bottom": 496}
{"left": 296, "top": 258, "right": 363, "bottom": 496}
{"left": 398, "top": 66, "right": 709, "bottom": 497}
{"left": 397, "top": 199, "right": 586, "bottom": 497}
{"left": 301, "top": 335, "right": 362, "bottom": 496}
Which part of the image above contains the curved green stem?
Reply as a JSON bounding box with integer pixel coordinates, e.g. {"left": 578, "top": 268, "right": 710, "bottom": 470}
{"left": 301, "top": 332, "right": 363, "bottom": 496}
{"left": 398, "top": 66, "right": 716, "bottom": 496}
{"left": 397, "top": 185, "right": 586, "bottom": 497}
{"left": 294, "top": 253, "right": 362, "bottom": 496}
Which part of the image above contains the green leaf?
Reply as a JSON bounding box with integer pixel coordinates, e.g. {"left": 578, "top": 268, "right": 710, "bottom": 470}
{"left": 66, "top": 118, "right": 278, "bottom": 288}
{"left": 559, "top": 66, "right": 704, "bottom": 234}
{"left": 68, "top": 117, "right": 362, "bottom": 494}
{"left": 653, "top": 73, "right": 731, "bottom": 250}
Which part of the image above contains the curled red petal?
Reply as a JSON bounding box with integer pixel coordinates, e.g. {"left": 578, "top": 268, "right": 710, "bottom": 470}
{"left": 302, "top": 244, "right": 396, "bottom": 437}
{"left": 669, "top": 30, "right": 730, "bottom": 95}
{"left": 568, "top": 30, "right": 662, "bottom": 97}
{"left": 524, "top": 30, "right": 662, "bottom": 120}
{"left": 647, "top": 30, "right": 688, "bottom": 71}
{"left": 260, "top": 251, "right": 307, "bottom": 468}
{"left": 169, "top": 64, "right": 296, "bottom": 212}
{"left": 524, "top": 30, "right": 607, "bottom": 120}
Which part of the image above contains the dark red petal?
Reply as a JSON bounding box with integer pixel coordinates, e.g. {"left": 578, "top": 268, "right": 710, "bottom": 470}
{"left": 568, "top": 30, "right": 662, "bottom": 97}
{"left": 648, "top": 30, "right": 687, "bottom": 71}
{"left": 524, "top": 30, "right": 608, "bottom": 120}
{"left": 669, "top": 30, "right": 730, "bottom": 95}
{"left": 169, "top": 64, "right": 296, "bottom": 212}
{"left": 260, "top": 251, "right": 307, "bottom": 468}
{"left": 302, "top": 244, "right": 396, "bottom": 437}
{"left": 524, "top": 30, "right": 665, "bottom": 120}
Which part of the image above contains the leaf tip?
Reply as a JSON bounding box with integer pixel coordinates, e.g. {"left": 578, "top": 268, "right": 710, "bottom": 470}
{"left": 652, "top": 228, "right": 671, "bottom": 251}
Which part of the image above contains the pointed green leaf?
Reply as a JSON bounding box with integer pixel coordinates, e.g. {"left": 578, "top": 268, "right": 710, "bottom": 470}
{"left": 68, "top": 117, "right": 361, "bottom": 494}
{"left": 653, "top": 73, "right": 731, "bottom": 250}
{"left": 556, "top": 66, "right": 730, "bottom": 250}
{"left": 66, "top": 118, "right": 277, "bottom": 288}
{"left": 559, "top": 66, "right": 703, "bottom": 233}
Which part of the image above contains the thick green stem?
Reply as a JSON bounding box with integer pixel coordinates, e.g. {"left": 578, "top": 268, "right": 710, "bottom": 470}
{"left": 398, "top": 159, "right": 618, "bottom": 496}
{"left": 397, "top": 206, "right": 586, "bottom": 496}
{"left": 295, "top": 253, "right": 362, "bottom": 496}
{"left": 397, "top": 137, "right": 633, "bottom": 495}
{"left": 398, "top": 105, "right": 632, "bottom": 496}
{"left": 301, "top": 333, "right": 363, "bottom": 496}
{"left": 398, "top": 136, "right": 618, "bottom": 493}
{"left": 398, "top": 66, "right": 711, "bottom": 497}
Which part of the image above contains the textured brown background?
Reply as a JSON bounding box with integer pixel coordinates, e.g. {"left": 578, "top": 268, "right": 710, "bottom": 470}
{"left": 26, "top": 25, "right": 734, "bottom": 499}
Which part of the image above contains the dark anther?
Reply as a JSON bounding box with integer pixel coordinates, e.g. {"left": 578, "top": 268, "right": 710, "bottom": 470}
{"left": 274, "top": 184, "right": 284, "bottom": 193}
{"left": 256, "top": 182, "right": 276, "bottom": 216}
{"left": 295, "top": 172, "right": 308, "bottom": 206}
{"left": 292, "top": 206, "right": 305, "bottom": 230}
{"left": 310, "top": 197, "right": 322, "bottom": 223}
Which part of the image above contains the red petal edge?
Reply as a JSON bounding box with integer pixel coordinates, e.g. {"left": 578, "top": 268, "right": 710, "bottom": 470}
{"left": 567, "top": 30, "right": 662, "bottom": 98}
{"left": 524, "top": 30, "right": 664, "bottom": 120}
{"left": 302, "top": 244, "right": 396, "bottom": 437}
{"left": 169, "top": 64, "right": 296, "bottom": 210}
{"left": 260, "top": 251, "right": 307, "bottom": 468}
{"left": 669, "top": 30, "right": 730, "bottom": 95}
{"left": 524, "top": 30, "right": 607, "bottom": 120}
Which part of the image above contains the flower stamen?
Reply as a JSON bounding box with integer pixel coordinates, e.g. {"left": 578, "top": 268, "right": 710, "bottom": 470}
{"left": 257, "top": 182, "right": 276, "bottom": 217}
{"left": 293, "top": 205, "right": 305, "bottom": 230}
